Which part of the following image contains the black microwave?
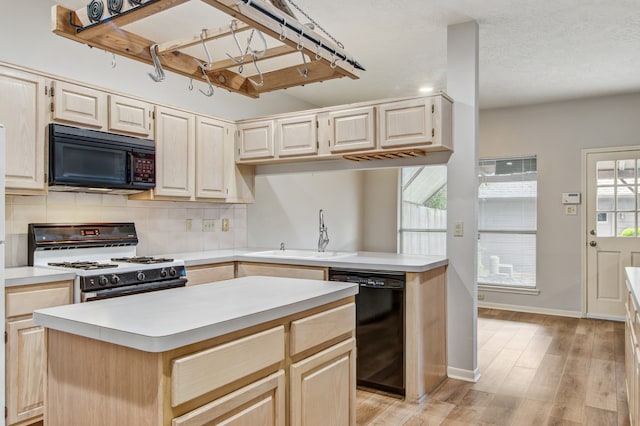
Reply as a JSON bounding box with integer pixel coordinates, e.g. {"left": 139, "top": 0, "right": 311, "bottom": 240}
{"left": 48, "top": 124, "right": 155, "bottom": 193}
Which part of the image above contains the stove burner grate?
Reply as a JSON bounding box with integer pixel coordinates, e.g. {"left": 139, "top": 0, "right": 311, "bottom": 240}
{"left": 111, "top": 256, "right": 175, "bottom": 264}
{"left": 48, "top": 261, "right": 119, "bottom": 270}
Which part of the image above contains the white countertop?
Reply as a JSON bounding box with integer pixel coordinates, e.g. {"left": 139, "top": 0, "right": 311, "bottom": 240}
{"left": 626, "top": 267, "right": 640, "bottom": 308}
{"left": 5, "top": 267, "right": 77, "bottom": 287}
{"left": 33, "top": 276, "right": 358, "bottom": 353}
{"left": 160, "top": 248, "right": 449, "bottom": 272}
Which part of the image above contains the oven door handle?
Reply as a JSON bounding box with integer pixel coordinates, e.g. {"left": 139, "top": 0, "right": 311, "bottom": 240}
{"left": 82, "top": 278, "right": 187, "bottom": 302}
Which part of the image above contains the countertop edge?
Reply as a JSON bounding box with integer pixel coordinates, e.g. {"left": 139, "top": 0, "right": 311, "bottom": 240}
{"left": 625, "top": 267, "right": 640, "bottom": 309}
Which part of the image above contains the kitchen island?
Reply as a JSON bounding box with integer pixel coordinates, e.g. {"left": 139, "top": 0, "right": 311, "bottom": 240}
{"left": 34, "top": 276, "right": 358, "bottom": 426}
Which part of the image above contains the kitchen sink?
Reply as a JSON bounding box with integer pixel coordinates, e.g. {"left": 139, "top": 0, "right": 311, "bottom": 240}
{"left": 246, "top": 249, "right": 353, "bottom": 259}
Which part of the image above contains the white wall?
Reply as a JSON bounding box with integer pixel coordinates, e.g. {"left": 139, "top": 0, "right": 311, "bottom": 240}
{"left": 361, "top": 169, "right": 398, "bottom": 252}
{"left": 480, "top": 91, "right": 640, "bottom": 313}
{"left": 0, "top": 2, "right": 315, "bottom": 120}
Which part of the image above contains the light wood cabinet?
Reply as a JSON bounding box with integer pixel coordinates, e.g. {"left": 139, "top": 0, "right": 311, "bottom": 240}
{"left": 0, "top": 66, "right": 47, "bottom": 194}
{"left": 290, "top": 338, "right": 356, "bottom": 426}
{"left": 51, "top": 80, "right": 107, "bottom": 129}
{"left": 195, "top": 116, "right": 227, "bottom": 199}
{"left": 625, "top": 284, "right": 639, "bottom": 426}
{"left": 236, "top": 262, "right": 326, "bottom": 280}
{"left": 378, "top": 98, "right": 435, "bottom": 148}
{"left": 154, "top": 106, "right": 195, "bottom": 198}
{"left": 275, "top": 114, "right": 317, "bottom": 157}
{"left": 108, "top": 94, "right": 153, "bottom": 137}
{"left": 186, "top": 263, "right": 235, "bottom": 286}
{"left": 5, "top": 280, "right": 73, "bottom": 426}
{"left": 237, "top": 120, "right": 275, "bottom": 160}
{"left": 328, "top": 106, "right": 376, "bottom": 153}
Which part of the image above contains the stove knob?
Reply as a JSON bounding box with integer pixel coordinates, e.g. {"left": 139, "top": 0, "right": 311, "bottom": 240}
{"left": 160, "top": 269, "right": 168, "bottom": 278}
{"left": 99, "top": 276, "right": 109, "bottom": 287}
{"left": 169, "top": 267, "right": 177, "bottom": 277}
{"left": 136, "top": 271, "right": 146, "bottom": 281}
{"left": 110, "top": 275, "right": 120, "bottom": 284}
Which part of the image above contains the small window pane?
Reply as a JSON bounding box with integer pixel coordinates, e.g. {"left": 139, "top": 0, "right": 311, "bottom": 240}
{"left": 596, "top": 212, "right": 614, "bottom": 237}
{"left": 617, "top": 212, "right": 636, "bottom": 236}
{"left": 616, "top": 159, "right": 636, "bottom": 185}
{"left": 478, "top": 233, "right": 536, "bottom": 287}
{"left": 617, "top": 186, "right": 636, "bottom": 211}
{"left": 597, "top": 161, "right": 615, "bottom": 186}
{"left": 597, "top": 187, "right": 615, "bottom": 211}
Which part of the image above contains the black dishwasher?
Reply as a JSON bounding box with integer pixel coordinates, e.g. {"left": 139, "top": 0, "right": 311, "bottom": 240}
{"left": 328, "top": 268, "right": 405, "bottom": 396}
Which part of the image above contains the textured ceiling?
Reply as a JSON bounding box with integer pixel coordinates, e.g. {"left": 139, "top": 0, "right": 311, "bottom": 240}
{"left": 54, "top": 0, "right": 640, "bottom": 109}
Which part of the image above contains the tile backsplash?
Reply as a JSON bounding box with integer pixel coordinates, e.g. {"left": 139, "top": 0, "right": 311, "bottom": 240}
{"left": 5, "top": 193, "right": 248, "bottom": 267}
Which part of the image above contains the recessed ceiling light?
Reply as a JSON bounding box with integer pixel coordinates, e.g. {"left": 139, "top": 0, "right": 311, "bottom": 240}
{"left": 419, "top": 86, "right": 434, "bottom": 93}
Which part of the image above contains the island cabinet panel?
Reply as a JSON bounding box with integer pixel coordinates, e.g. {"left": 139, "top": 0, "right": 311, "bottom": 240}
{"left": 172, "top": 370, "right": 285, "bottom": 426}
{"left": 51, "top": 80, "right": 107, "bottom": 129}
{"left": 290, "top": 303, "right": 355, "bottom": 356}
{"left": 186, "top": 263, "right": 235, "bottom": 286}
{"left": 0, "top": 66, "right": 47, "bottom": 194}
{"left": 5, "top": 280, "right": 73, "bottom": 426}
{"left": 236, "top": 262, "right": 326, "bottom": 280}
{"left": 405, "top": 265, "right": 448, "bottom": 402}
{"left": 625, "top": 282, "right": 639, "bottom": 426}
{"left": 171, "top": 326, "right": 285, "bottom": 407}
{"left": 290, "top": 338, "right": 356, "bottom": 426}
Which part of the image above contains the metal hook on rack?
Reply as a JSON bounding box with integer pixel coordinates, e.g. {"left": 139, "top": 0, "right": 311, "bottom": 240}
{"left": 194, "top": 59, "right": 214, "bottom": 97}
{"left": 111, "top": 53, "right": 117, "bottom": 68}
{"left": 188, "top": 79, "right": 194, "bottom": 91}
{"left": 329, "top": 51, "right": 339, "bottom": 69}
{"left": 279, "top": 18, "right": 287, "bottom": 41}
{"left": 297, "top": 52, "right": 309, "bottom": 78}
{"left": 296, "top": 27, "right": 305, "bottom": 51}
{"left": 148, "top": 44, "right": 165, "bottom": 82}
{"left": 198, "top": 29, "right": 213, "bottom": 70}
{"left": 227, "top": 21, "right": 248, "bottom": 71}
{"left": 247, "top": 29, "right": 267, "bottom": 59}
{"left": 247, "top": 54, "right": 264, "bottom": 87}
{"left": 315, "top": 40, "right": 323, "bottom": 61}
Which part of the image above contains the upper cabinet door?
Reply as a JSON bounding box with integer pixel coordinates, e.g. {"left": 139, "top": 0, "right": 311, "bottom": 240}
{"left": 51, "top": 81, "right": 107, "bottom": 129}
{"left": 195, "top": 116, "right": 226, "bottom": 199}
{"left": 154, "top": 106, "right": 195, "bottom": 198}
{"left": 378, "top": 98, "right": 434, "bottom": 148}
{"left": 276, "top": 114, "right": 317, "bottom": 157}
{"left": 237, "top": 120, "right": 275, "bottom": 160}
{"left": 0, "top": 67, "right": 46, "bottom": 193}
{"left": 328, "top": 106, "right": 375, "bottom": 153}
{"left": 108, "top": 94, "right": 152, "bottom": 137}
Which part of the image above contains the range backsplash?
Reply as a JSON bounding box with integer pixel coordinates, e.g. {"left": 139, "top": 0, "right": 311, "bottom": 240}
{"left": 5, "top": 192, "right": 248, "bottom": 267}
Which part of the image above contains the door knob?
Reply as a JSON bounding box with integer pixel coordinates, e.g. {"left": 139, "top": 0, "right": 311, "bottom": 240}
{"left": 589, "top": 240, "right": 597, "bottom": 247}
{"left": 590, "top": 229, "right": 596, "bottom": 236}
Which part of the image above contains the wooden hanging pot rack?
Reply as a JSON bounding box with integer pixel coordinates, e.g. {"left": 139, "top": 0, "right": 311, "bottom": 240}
{"left": 52, "top": 0, "right": 364, "bottom": 98}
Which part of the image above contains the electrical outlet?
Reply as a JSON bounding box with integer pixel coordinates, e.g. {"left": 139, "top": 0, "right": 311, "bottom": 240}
{"left": 202, "top": 219, "right": 215, "bottom": 232}
{"left": 221, "top": 218, "right": 230, "bottom": 232}
{"left": 454, "top": 221, "right": 464, "bottom": 237}
{"left": 478, "top": 292, "right": 485, "bottom": 300}
{"left": 186, "top": 219, "right": 192, "bottom": 232}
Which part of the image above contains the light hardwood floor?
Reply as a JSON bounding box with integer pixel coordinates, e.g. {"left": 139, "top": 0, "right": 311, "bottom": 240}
{"left": 356, "top": 308, "right": 630, "bottom": 425}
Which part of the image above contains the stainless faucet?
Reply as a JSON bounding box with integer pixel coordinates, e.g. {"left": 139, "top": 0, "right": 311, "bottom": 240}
{"left": 318, "top": 209, "right": 329, "bottom": 252}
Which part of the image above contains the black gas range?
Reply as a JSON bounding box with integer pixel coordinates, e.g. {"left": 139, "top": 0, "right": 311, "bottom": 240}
{"left": 28, "top": 223, "right": 187, "bottom": 302}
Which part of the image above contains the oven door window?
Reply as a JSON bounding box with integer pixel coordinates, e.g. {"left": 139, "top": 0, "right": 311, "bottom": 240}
{"left": 52, "top": 141, "right": 127, "bottom": 186}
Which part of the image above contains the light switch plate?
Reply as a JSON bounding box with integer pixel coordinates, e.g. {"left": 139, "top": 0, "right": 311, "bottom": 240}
{"left": 203, "top": 219, "right": 215, "bottom": 232}
{"left": 454, "top": 221, "right": 464, "bottom": 237}
{"left": 565, "top": 205, "right": 577, "bottom": 215}
{"left": 221, "top": 218, "right": 230, "bottom": 232}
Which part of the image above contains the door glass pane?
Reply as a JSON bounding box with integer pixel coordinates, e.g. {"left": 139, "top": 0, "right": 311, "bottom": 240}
{"left": 597, "top": 212, "right": 614, "bottom": 237}
{"left": 597, "top": 187, "right": 615, "bottom": 211}
{"left": 617, "top": 186, "right": 636, "bottom": 211}
{"left": 597, "top": 161, "right": 615, "bottom": 185}
{"left": 616, "top": 159, "right": 636, "bottom": 185}
{"left": 617, "top": 212, "right": 637, "bottom": 236}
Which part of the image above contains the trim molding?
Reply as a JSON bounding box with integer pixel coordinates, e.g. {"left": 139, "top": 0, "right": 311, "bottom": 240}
{"left": 478, "top": 301, "right": 582, "bottom": 318}
{"left": 586, "top": 313, "right": 624, "bottom": 322}
{"left": 447, "top": 366, "right": 480, "bottom": 383}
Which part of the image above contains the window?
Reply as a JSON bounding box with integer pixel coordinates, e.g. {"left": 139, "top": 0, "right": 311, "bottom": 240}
{"left": 399, "top": 165, "right": 447, "bottom": 255}
{"left": 478, "top": 156, "right": 537, "bottom": 288}
{"left": 595, "top": 159, "right": 640, "bottom": 237}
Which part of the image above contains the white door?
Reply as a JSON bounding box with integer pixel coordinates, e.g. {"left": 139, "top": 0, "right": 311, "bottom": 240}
{"left": 586, "top": 148, "right": 640, "bottom": 318}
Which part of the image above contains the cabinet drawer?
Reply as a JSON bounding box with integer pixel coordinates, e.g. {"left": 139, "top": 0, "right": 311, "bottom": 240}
{"left": 171, "top": 326, "right": 284, "bottom": 407}
{"left": 6, "top": 282, "right": 73, "bottom": 318}
{"left": 290, "top": 303, "right": 355, "bottom": 356}
{"left": 186, "top": 263, "right": 235, "bottom": 286}
{"left": 172, "top": 370, "right": 285, "bottom": 426}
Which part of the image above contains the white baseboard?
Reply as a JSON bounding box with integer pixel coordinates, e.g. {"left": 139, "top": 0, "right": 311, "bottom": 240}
{"left": 478, "top": 301, "right": 582, "bottom": 318}
{"left": 586, "top": 313, "right": 624, "bottom": 322}
{"left": 447, "top": 366, "right": 480, "bottom": 383}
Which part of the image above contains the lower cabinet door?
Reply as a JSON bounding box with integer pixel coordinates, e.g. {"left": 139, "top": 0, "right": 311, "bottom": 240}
{"left": 172, "top": 370, "right": 285, "bottom": 426}
{"left": 290, "top": 338, "right": 356, "bottom": 426}
{"left": 6, "top": 318, "right": 45, "bottom": 425}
